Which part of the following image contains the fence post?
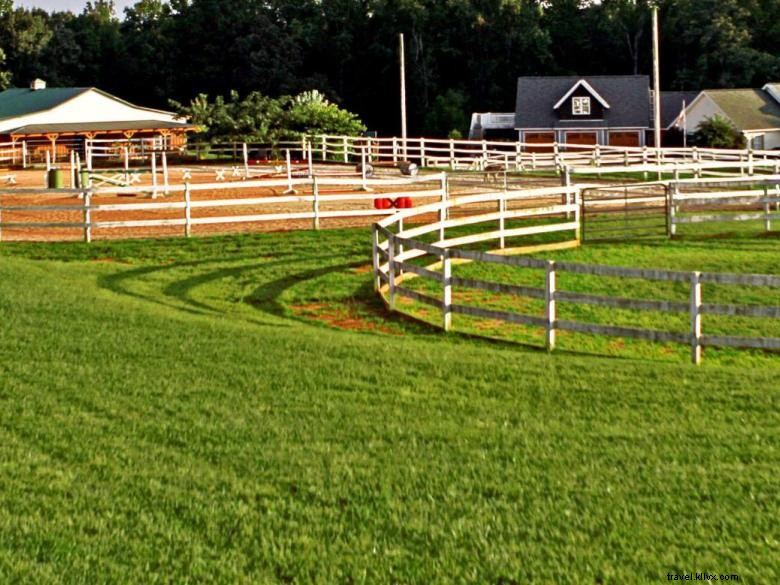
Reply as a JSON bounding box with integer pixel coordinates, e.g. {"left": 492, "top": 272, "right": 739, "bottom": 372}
{"left": 162, "top": 151, "right": 170, "bottom": 196}
{"left": 70, "top": 149, "right": 76, "bottom": 188}
{"left": 372, "top": 224, "right": 380, "bottom": 292}
{"left": 83, "top": 191, "right": 92, "bottom": 243}
{"left": 387, "top": 233, "right": 396, "bottom": 311}
{"left": 307, "top": 142, "right": 314, "bottom": 178}
{"left": 184, "top": 182, "right": 192, "bottom": 237}
{"left": 321, "top": 135, "right": 327, "bottom": 161}
{"left": 553, "top": 142, "right": 561, "bottom": 173}
{"left": 515, "top": 141, "right": 522, "bottom": 172}
{"left": 690, "top": 271, "right": 702, "bottom": 365}
{"left": 360, "top": 146, "right": 368, "bottom": 191}
{"left": 449, "top": 138, "right": 455, "bottom": 169}
{"left": 420, "top": 137, "right": 426, "bottom": 167}
{"left": 22, "top": 141, "right": 27, "bottom": 169}
{"left": 342, "top": 136, "right": 349, "bottom": 163}
{"left": 669, "top": 182, "right": 678, "bottom": 237}
{"left": 545, "top": 260, "right": 557, "bottom": 351}
{"left": 764, "top": 186, "right": 771, "bottom": 232}
{"left": 151, "top": 151, "right": 158, "bottom": 199}
{"left": 392, "top": 136, "right": 398, "bottom": 164}
{"left": 748, "top": 149, "right": 754, "bottom": 176}
{"left": 439, "top": 176, "right": 448, "bottom": 243}
{"left": 442, "top": 250, "right": 452, "bottom": 331}
{"left": 243, "top": 142, "right": 249, "bottom": 178}
{"left": 574, "top": 187, "right": 582, "bottom": 242}
{"left": 312, "top": 176, "right": 320, "bottom": 230}
{"left": 498, "top": 194, "right": 506, "bottom": 249}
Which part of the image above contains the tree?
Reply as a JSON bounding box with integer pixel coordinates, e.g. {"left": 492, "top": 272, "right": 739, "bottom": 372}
{"left": 693, "top": 115, "right": 746, "bottom": 149}
{"left": 171, "top": 89, "right": 365, "bottom": 143}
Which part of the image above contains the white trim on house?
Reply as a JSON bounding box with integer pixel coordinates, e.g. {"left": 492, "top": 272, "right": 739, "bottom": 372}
{"left": 553, "top": 80, "right": 611, "bottom": 111}
{"left": 763, "top": 84, "right": 780, "bottom": 105}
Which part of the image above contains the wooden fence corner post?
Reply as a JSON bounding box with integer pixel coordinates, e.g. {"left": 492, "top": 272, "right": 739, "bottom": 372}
{"left": 690, "top": 271, "right": 702, "bottom": 365}
{"left": 545, "top": 260, "right": 557, "bottom": 351}
{"left": 442, "top": 250, "right": 452, "bottom": 332}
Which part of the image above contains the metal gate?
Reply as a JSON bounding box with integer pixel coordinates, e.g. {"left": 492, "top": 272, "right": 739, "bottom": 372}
{"left": 581, "top": 184, "right": 670, "bottom": 242}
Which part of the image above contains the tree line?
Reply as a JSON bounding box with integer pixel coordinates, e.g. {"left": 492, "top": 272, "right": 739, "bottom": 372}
{"left": 0, "top": 0, "right": 778, "bottom": 138}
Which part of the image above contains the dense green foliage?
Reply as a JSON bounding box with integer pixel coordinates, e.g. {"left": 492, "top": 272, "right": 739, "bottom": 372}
{"left": 0, "top": 0, "right": 777, "bottom": 136}
{"left": 693, "top": 115, "right": 748, "bottom": 149}
{"left": 0, "top": 228, "right": 778, "bottom": 582}
{"left": 170, "top": 89, "right": 366, "bottom": 143}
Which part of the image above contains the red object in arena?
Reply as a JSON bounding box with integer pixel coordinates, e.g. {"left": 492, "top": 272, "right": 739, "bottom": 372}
{"left": 374, "top": 198, "right": 393, "bottom": 210}
{"left": 394, "top": 197, "right": 414, "bottom": 209}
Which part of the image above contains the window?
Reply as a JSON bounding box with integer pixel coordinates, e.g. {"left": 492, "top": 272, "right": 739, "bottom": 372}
{"left": 572, "top": 97, "right": 591, "bottom": 116}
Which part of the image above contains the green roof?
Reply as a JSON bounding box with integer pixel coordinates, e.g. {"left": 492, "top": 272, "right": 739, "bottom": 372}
{"left": 9, "top": 120, "right": 194, "bottom": 136}
{"left": 0, "top": 87, "right": 89, "bottom": 120}
{"left": 704, "top": 89, "right": 780, "bottom": 130}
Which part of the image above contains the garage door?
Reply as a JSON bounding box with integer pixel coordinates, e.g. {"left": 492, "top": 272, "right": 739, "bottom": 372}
{"left": 523, "top": 131, "right": 555, "bottom": 153}
{"left": 608, "top": 131, "right": 641, "bottom": 147}
{"left": 564, "top": 132, "right": 598, "bottom": 146}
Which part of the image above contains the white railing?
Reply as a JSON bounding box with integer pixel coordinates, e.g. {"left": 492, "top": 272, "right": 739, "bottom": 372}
{"left": 373, "top": 191, "right": 780, "bottom": 365}
{"left": 669, "top": 176, "right": 780, "bottom": 234}
{"left": 307, "top": 134, "right": 780, "bottom": 175}
{"left": 0, "top": 174, "right": 447, "bottom": 243}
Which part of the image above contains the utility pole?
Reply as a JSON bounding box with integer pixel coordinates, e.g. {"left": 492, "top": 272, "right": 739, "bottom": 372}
{"left": 399, "top": 33, "right": 408, "bottom": 160}
{"left": 652, "top": 5, "right": 662, "bottom": 156}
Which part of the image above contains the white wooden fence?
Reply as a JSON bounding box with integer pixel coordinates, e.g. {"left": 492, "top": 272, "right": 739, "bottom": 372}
{"left": 309, "top": 134, "right": 780, "bottom": 174}
{"left": 0, "top": 174, "right": 447, "bottom": 242}
{"left": 669, "top": 176, "right": 780, "bottom": 234}
{"left": 373, "top": 186, "right": 780, "bottom": 364}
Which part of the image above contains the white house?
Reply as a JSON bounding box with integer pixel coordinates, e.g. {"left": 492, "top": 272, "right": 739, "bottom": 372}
{"left": 674, "top": 84, "right": 780, "bottom": 150}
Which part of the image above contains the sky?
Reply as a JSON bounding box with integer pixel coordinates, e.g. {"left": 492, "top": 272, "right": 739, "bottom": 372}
{"left": 14, "top": 1, "right": 140, "bottom": 14}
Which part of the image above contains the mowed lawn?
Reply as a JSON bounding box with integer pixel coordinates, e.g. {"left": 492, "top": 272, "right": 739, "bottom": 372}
{"left": 0, "top": 229, "right": 778, "bottom": 583}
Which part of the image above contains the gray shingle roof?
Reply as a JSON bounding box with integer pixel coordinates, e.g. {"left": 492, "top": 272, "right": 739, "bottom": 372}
{"left": 660, "top": 91, "right": 699, "bottom": 128}
{"left": 515, "top": 76, "right": 651, "bottom": 129}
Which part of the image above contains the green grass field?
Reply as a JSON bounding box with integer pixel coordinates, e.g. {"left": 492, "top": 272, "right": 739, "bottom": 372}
{"left": 1, "top": 227, "right": 778, "bottom": 583}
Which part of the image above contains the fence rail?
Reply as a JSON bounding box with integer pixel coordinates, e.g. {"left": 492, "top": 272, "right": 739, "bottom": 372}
{"left": 373, "top": 182, "right": 780, "bottom": 365}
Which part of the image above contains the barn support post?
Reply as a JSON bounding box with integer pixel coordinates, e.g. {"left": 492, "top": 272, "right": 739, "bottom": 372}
{"left": 690, "top": 271, "right": 702, "bottom": 365}
{"left": 545, "top": 260, "right": 557, "bottom": 351}
{"left": 442, "top": 250, "right": 452, "bottom": 332}
{"left": 184, "top": 182, "right": 192, "bottom": 237}
{"left": 45, "top": 150, "right": 51, "bottom": 172}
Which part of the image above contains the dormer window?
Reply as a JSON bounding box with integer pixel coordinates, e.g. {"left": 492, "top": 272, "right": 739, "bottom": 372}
{"left": 572, "top": 97, "right": 591, "bottom": 116}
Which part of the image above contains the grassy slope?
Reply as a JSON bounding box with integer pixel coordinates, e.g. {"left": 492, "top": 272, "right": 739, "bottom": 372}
{"left": 0, "top": 230, "right": 778, "bottom": 584}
